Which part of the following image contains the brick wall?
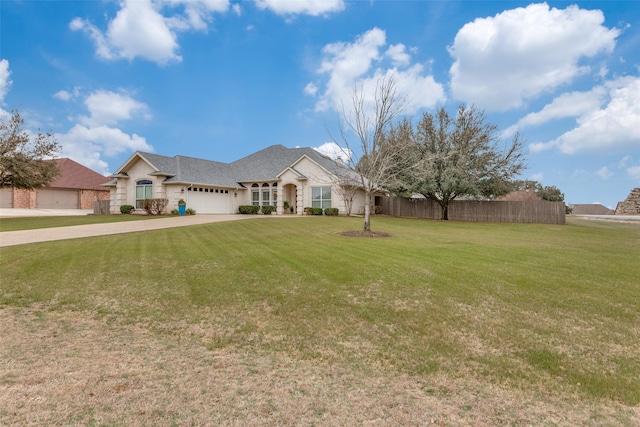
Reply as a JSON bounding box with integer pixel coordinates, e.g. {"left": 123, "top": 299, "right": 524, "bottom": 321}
{"left": 13, "top": 189, "right": 36, "bottom": 208}
{"left": 79, "top": 189, "right": 110, "bottom": 209}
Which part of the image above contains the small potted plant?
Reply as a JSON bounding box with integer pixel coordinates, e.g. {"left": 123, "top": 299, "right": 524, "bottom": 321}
{"left": 283, "top": 201, "right": 290, "bottom": 213}
{"left": 178, "top": 199, "right": 186, "bottom": 216}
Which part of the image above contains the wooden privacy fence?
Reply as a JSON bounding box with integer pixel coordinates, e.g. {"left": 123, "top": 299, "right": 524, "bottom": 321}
{"left": 380, "top": 197, "right": 565, "bottom": 224}
{"left": 93, "top": 200, "right": 110, "bottom": 215}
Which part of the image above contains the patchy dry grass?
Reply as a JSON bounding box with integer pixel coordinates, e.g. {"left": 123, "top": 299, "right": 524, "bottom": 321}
{"left": 2, "top": 306, "right": 638, "bottom": 426}
{"left": 1, "top": 216, "right": 639, "bottom": 425}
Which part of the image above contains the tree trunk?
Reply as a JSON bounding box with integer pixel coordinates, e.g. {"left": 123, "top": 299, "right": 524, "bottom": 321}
{"left": 438, "top": 200, "right": 449, "bottom": 220}
{"left": 363, "top": 190, "right": 371, "bottom": 231}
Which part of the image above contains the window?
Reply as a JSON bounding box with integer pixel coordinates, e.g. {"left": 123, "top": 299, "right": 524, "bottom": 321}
{"left": 135, "top": 180, "right": 153, "bottom": 208}
{"left": 251, "top": 183, "right": 260, "bottom": 206}
{"left": 251, "top": 183, "right": 277, "bottom": 206}
{"left": 312, "top": 186, "right": 331, "bottom": 209}
{"left": 272, "top": 183, "right": 277, "bottom": 207}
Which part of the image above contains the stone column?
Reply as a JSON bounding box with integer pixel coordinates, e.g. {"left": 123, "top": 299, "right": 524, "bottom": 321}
{"left": 296, "top": 183, "right": 304, "bottom": 215}
{"left": 277, "top": 184, "right": 283, "bottom": 215}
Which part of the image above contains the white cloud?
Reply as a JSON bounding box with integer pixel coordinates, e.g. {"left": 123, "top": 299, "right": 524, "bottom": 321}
{"left": 627, "top": 166, "right": 640, "bottom": 180}
{"left": 385, "top": 44, "right": 411, "bottom": 67}
{"left": 618, "top": 155, "right": 630, "bottom": 168}
{"left": 62, "top": 124, "right": 152, "bottom": 157}
{"left": 70, "top": 18, "right": 114, "bottom": 60}
{"left": 317, "top": 27, "right": 387, "bottom": 112}
{"left": 79, "top": 90, "right": 151, "bottom": 127}
{"left": 503, "top": 87, "right": 607, "bottom": 137}
{"left": 255, "top": 0, "right": 345, "bottom": 16}
{"left": 55, "top": 90, "right": 153, "bottom": 174}
{"left": 71, "top": 0, "right": 230, "bottom": 65}
{"left": 54, "top": 90, "right": 73, "bottom": 102}
{"left": 571, "top": 169, "right": 588, "bottom": 180}
{"left": 304, "top": 82, "right": 318, "bottom": 96}
{"left": 530, "top": 172, "right": 544, "bottom": 181}
{"left": 313, "top": 142, "right": 352, "bottom": 163}
{"left": 449, "top": 3, "right": 619, "bottom": 111}
{"left": 596, "top": 166, "right": 612, "bottom": 179}
{"left": 58, "top": 124, "right": 152, "bottom": 174}
{"left": 0, "top": 59, "right": 12, "bottom": 105}
{"left": 311, "top": 28, "right": 445, "bottom": 115}
{"left": 163, "top": 0, "right": 230, "bottom": 31}
{"left": 531, "top": 77, "right": 640, "bottom": 154}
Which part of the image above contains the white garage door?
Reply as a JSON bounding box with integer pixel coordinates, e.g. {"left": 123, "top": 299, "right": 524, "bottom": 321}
{"left": 186, "top": 188, "right": 231, "bottom": 214}
{"left": 36, "top": 189, "right": 79, "bottom": 209}
{"left": 0, "top": 188, "right": 12, "bottom": 208}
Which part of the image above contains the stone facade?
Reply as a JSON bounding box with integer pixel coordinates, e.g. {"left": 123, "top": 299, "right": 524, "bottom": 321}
{"left": 615, "top": 187, "right": 640, "bottom": 215}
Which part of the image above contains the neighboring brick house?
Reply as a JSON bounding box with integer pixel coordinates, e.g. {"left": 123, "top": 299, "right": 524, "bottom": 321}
{"left": 0, "top": 158, "right": 110, "bottom": 209}
{"left": 106, "top": 144, "right": 368, "bottom": 215}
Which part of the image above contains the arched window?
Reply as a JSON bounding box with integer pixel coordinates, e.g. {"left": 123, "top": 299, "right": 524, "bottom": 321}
{"left": 272, "top": 183, "right": 277, "bottom": 206}
{"left": 136, "top": 180, "right": 153, "bottom": 208}
{"left": 251, "top": 183, "right": 277, "bottom": 206}
{"left": 262, "top": 183, "right": 271, "bottom": 206}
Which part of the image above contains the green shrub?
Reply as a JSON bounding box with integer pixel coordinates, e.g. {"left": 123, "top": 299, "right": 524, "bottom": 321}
{"left": 170, "top": 208, "right": 179, "bottom": 215}
{"left": 239, "top": 205, "right": 260, "bottom": 214}
{"left": 312, "top": 208, "right": 323, "bottom": 215}
{"left": 140, "top": 198, "right": 169, "bottom": 215}
{"left": 304, "top": 207, "right": 313, "bottom": 215}
{"left": 185, "top": 208, "right": 196, "bottom": 215}
{"left": 261, "top": 205, "right": 276, "bottom": 215}
{"left": 324, "top": 208, "right": 339, "bottom": 216}
{"left": 120, "top": 205, "right": 135, "bottom": 214}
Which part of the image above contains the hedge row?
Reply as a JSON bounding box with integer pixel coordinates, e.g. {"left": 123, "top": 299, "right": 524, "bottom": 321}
{"left": 239, "top": 205, "right": 340, "bottom": 215}
{"left": 238, "top": 205, "right": 276, "bottom": 215}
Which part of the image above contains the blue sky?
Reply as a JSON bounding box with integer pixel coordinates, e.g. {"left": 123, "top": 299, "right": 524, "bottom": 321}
{"left": 1, "top": 0, "right": 639, "bottom": 208}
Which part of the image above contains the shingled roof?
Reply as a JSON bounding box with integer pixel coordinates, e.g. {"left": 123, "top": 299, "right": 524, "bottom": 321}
{"left": 49, "top": 158, "right": 110, "bottom": 191}
{"left": 124, "top": 145, "right": 349, "bottom": 188}
{"left": 230, "top": 145, "right": 343, "bottom": 182}
{"left": 571, "top": 204, "right": 615, "bottom": 215}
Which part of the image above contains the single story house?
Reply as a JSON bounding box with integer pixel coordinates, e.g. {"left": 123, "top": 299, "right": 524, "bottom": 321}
{"left": 494, "top": 190, "right": 542, "bottom": 202}
{"left": 571, "top": 203, "right": 615, "bottom": 215}
{"left": 106, "top": 144, "right": 369, "bottom": 215}
{"left": 0, "top": 158, "right": 110, "bottom": 209}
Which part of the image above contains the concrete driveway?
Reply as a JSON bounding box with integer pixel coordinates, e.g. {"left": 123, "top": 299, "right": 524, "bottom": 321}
{"left": 0, "top": 211, "right": 284, "bottom": 247}
{"left": 0, "top": 208, "right": 94, "bottom": 217}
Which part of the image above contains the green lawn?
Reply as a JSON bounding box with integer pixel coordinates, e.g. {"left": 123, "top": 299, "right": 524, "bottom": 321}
{"left": 0, "top": 213, "right": 167, "bottom": 232}
{"left": 1, "top": 216, "right": 639, "bottom": 417}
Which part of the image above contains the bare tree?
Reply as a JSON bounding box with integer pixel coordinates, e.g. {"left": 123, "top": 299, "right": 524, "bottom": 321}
{"left": 331, "top": 168, "right": 360, "bottom": 216}
{"left": 0, "top": 109, "right": 60, "bottom": 189}
{"left": 334, "top": 75, "right": 409, "bottom": 231}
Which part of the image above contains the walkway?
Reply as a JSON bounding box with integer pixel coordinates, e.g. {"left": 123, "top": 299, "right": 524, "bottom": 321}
{"left": 0, "top": 213, "right": 281, "bottom": 247}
